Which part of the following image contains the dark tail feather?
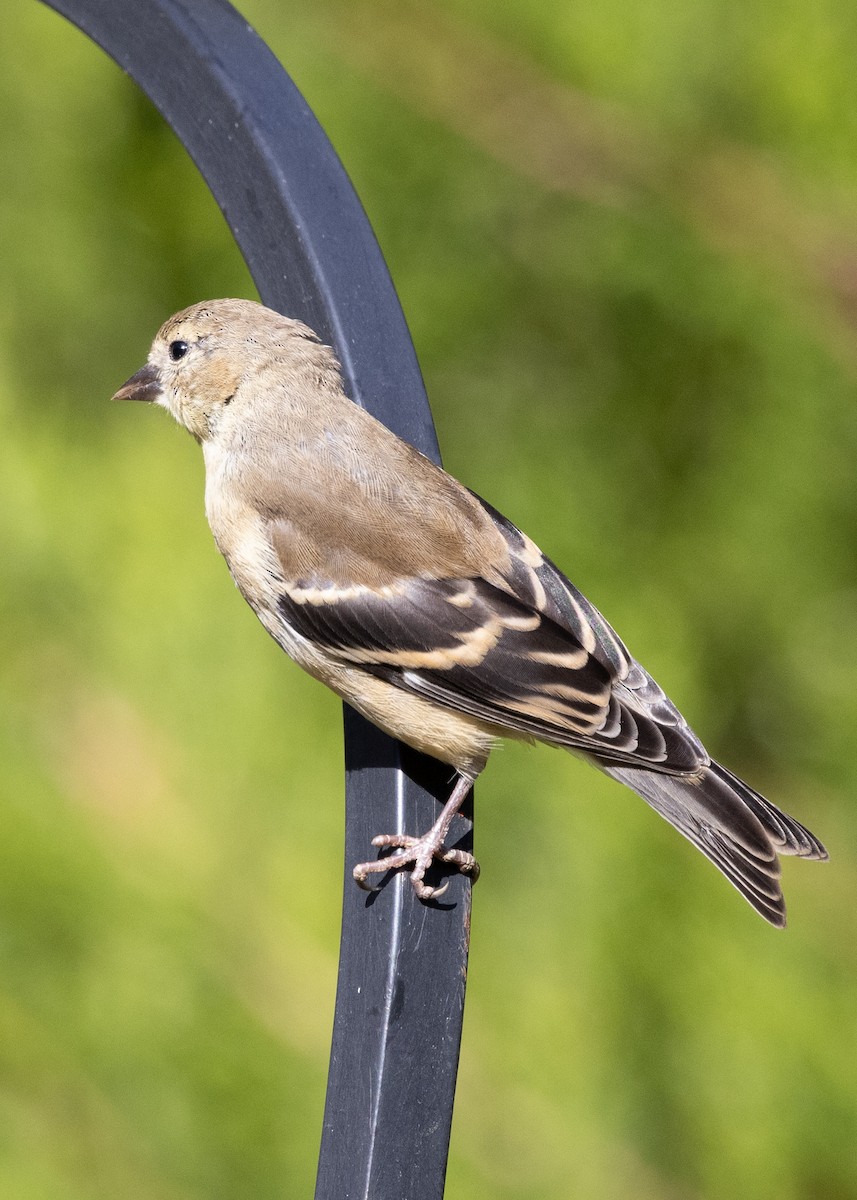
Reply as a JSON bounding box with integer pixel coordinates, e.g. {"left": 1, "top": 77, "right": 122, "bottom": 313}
{"left": 708, "top": 762, "right": 828, "bottom": 860}
{"left": 600, "top": 760, "right": 828, "bottom": 928}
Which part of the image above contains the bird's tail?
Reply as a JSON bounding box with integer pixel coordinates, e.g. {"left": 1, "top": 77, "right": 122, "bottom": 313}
{"left": 601, "top": 759, "right": 828, "bottom": 927}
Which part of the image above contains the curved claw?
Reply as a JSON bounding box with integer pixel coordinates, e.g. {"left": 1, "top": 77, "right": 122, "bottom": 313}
{"left": 414, "top": 878, "right": 450, "bottom": 901}
{"left": 353, "top": 867, "right": 382, "bottom": 893}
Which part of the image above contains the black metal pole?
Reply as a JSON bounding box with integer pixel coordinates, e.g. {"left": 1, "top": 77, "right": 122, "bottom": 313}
{"left": 39, "top": 2, "right": 473, "bottom": 1196}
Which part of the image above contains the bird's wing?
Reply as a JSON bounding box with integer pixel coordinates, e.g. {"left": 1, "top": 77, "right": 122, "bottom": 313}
{"left": 471, "top": 494, "right": 705, "bottom": 756}
{"left": 272, "top": 508, "right": 706, "bottom": 773}
{"left": 277, "top": 572, "right": 620, "bottom": 751}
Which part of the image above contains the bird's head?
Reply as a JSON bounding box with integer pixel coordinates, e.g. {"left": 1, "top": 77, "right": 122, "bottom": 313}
{"left": 112, "top": 298, "right": 336, "bottom": 443}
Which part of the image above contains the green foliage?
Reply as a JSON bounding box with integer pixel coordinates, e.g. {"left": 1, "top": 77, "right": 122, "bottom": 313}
{"left": 1, "top": 1, "right": 855, "bottom": 1195}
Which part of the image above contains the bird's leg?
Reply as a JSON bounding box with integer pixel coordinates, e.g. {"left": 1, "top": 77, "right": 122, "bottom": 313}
{"left": 353, "top": 773, "right": 478, "bottom": 900}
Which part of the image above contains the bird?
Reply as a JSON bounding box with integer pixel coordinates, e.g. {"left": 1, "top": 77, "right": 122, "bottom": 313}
{"left": 112, "top": 297, "right": 827, "bottom": 926}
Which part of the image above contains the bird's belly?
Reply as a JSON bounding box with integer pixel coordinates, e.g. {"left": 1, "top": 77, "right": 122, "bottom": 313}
{"left": 331, "top": 666, "right": 499, "bottom": 776}
{"left": 256, "top": 605, "right": 496, "bottom": 775}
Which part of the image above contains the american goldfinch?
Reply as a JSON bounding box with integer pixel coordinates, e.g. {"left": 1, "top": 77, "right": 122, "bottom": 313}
{"left": 113, "top": 298, "right": 827, "bottom": 925}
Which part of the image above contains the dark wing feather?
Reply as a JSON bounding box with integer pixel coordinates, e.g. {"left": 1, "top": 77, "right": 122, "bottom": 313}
{"left": 271, "top": 488, "right": 709, "bottom": 770}
{"left": 470, "top": 496, "right": 707, "bottom": 771}
{"left": 278, "top": 566, "right": 703, "bottom": 770}
{"left": 278, "top": 576, "right": 617, "bottom": 749}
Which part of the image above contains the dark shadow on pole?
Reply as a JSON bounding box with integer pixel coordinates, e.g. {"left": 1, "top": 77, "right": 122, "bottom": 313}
{"left": 39, "top": 2, "right": 473, "bottom": 1196}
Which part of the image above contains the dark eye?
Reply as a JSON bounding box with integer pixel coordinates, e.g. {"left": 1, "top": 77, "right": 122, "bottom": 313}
{"left": 169, "top": 340, "right": 189, "bottom": 361}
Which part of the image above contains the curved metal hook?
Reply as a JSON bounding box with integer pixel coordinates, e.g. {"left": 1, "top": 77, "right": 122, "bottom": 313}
{"left": 40, "top": 2, "right": 473, "bottom": 1196}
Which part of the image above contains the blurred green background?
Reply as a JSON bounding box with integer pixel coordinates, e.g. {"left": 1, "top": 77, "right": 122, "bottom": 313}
{"left": 1, "top": 0, "right": 856, "bottom": 1196}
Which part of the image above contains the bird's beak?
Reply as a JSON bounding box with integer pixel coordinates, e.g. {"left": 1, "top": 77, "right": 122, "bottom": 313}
{"left": 111, "top": 362, "right": 163, "bottom": 403}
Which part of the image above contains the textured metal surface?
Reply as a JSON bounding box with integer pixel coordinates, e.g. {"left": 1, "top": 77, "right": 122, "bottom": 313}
{"left": 41, "top": 2, "right": 472, "bottom": 1196}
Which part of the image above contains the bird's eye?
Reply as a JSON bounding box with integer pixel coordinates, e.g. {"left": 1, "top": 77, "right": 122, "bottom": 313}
{"left": 169, "top": 340, "right": 190, "bottom": 361}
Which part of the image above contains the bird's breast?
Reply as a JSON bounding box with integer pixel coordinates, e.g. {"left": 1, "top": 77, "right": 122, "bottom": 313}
{"left": 202, "top": 442, "right": 285, "bottom": 610}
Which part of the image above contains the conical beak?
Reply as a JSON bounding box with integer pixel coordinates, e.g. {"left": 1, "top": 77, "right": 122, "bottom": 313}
{"left": 111, "top": 362, "right": 163, "bottom": 403}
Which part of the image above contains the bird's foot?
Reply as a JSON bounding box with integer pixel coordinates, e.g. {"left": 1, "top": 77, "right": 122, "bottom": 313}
{"left": 352, "top": 773, "right": 478, "bottom": 900}
{"left": 353, "top": 833, "right": 479, "bottom": 900}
